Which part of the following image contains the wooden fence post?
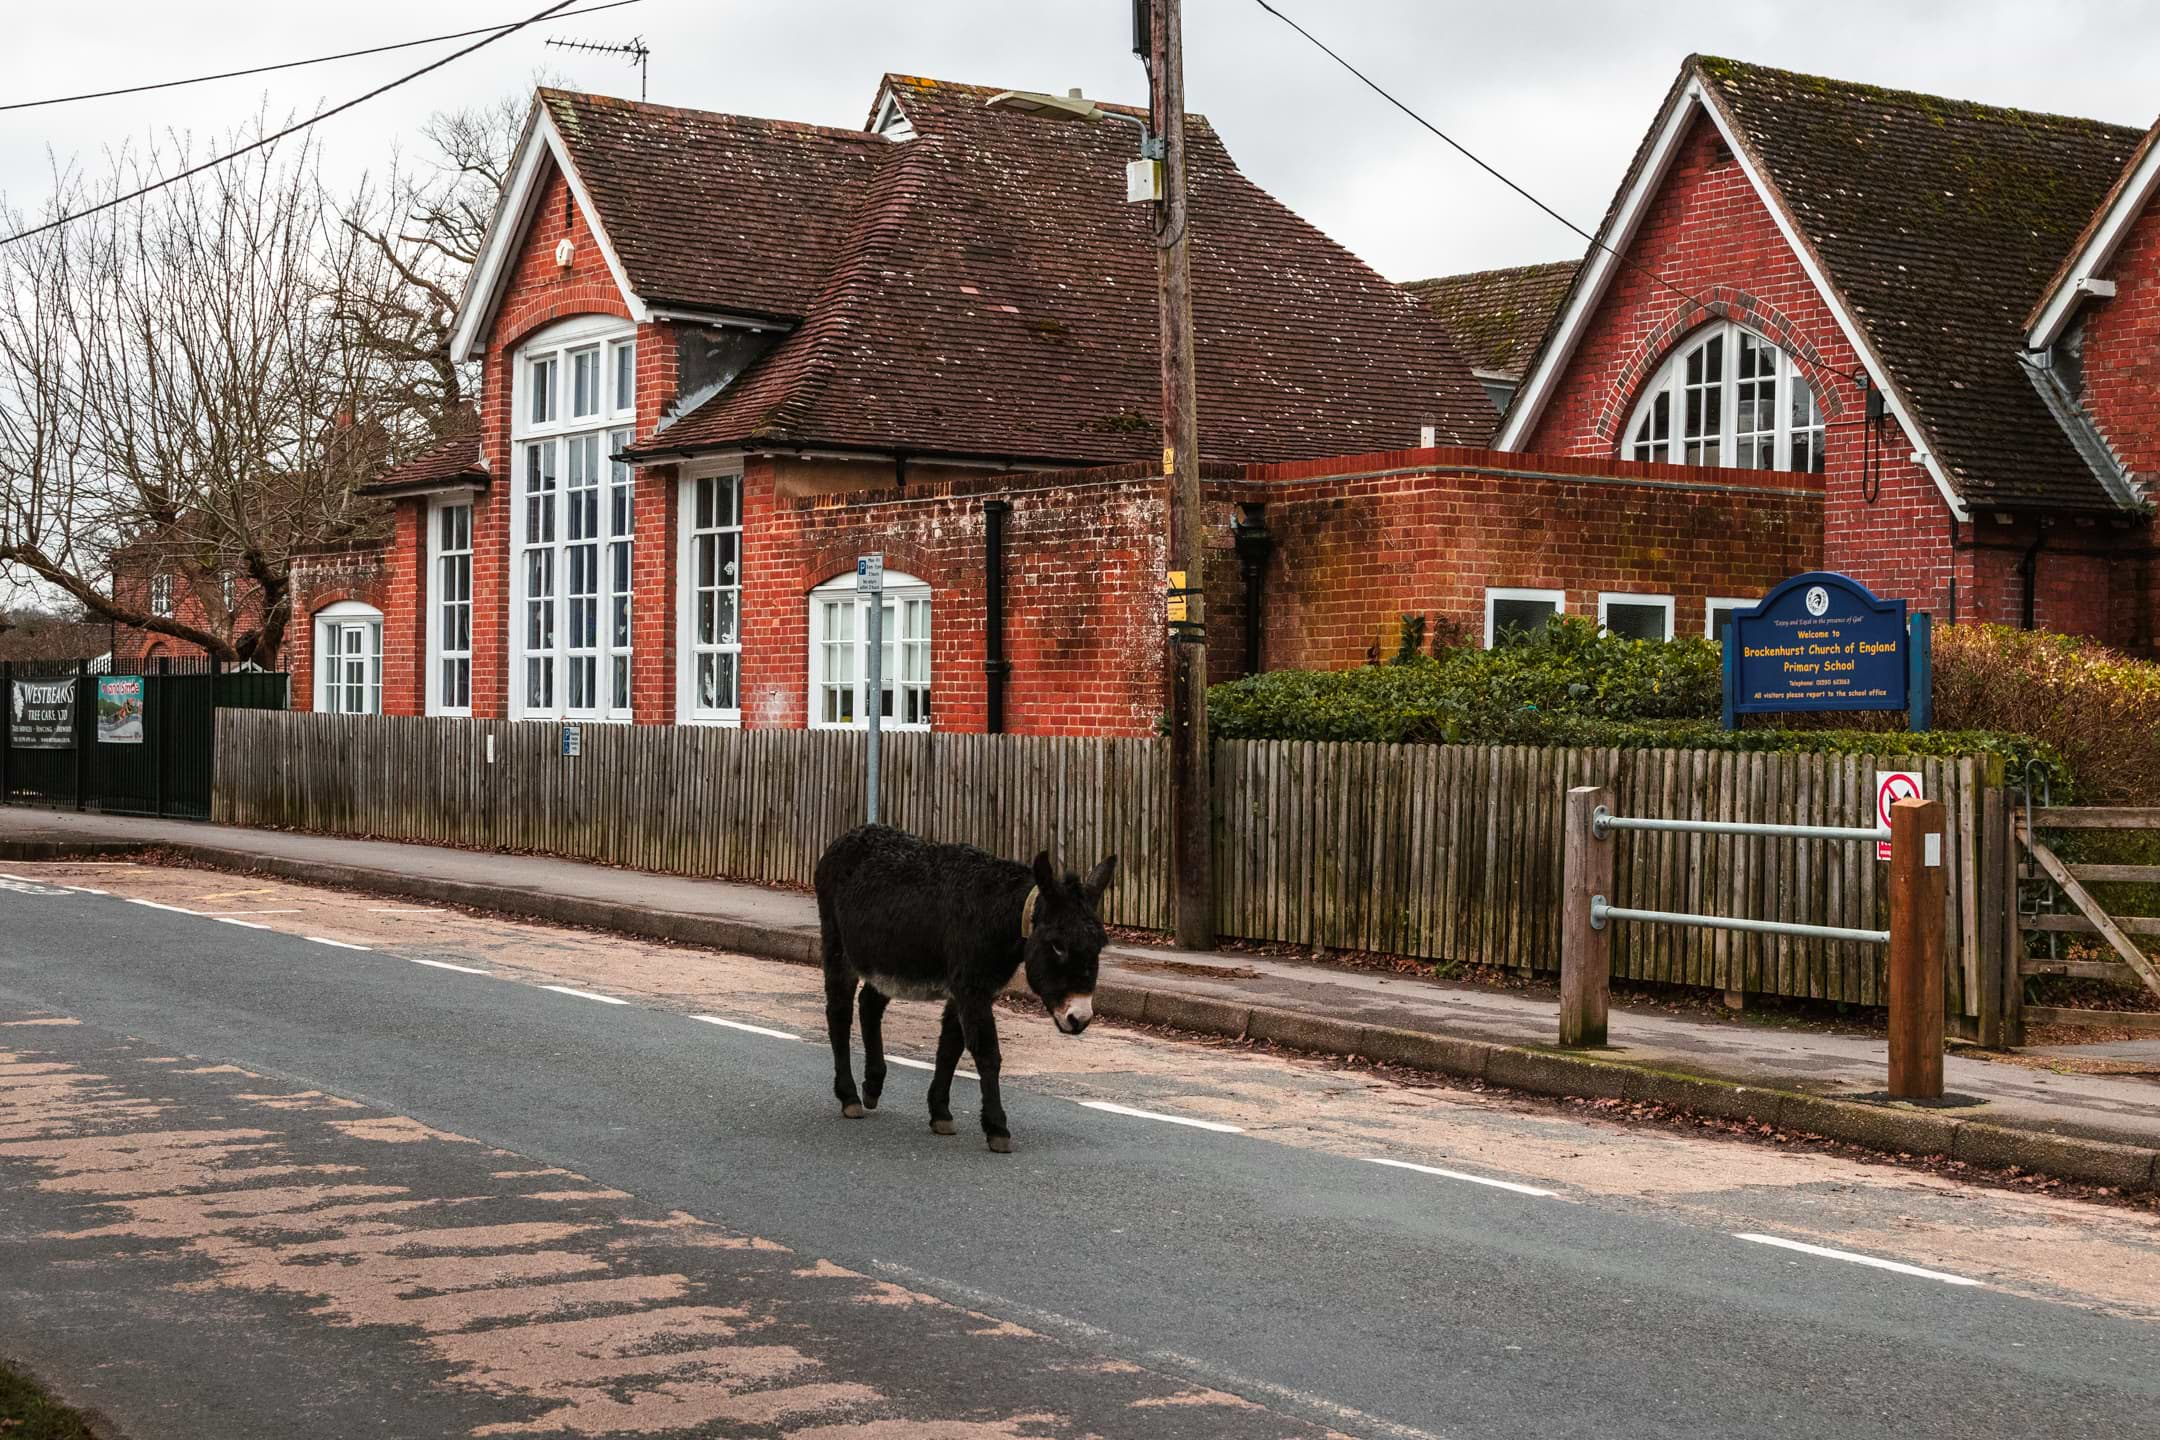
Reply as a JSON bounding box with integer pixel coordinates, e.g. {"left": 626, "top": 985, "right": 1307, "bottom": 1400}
{"left": 1888, "top": 795, "right": 1947, "bottom": 1098}
{"left": 1560, "top": 784, "right": 1612, "bottom": 1048}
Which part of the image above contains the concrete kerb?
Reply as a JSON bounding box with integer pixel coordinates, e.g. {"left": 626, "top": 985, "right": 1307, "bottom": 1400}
{"left": 5, "top": 835, "right": 2154, "bottom": 1195}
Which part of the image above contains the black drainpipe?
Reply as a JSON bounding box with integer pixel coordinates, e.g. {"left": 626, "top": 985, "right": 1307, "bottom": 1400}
{"left": 1232, "top": 503, "right": 1274, "bottom": 676}
{"left": 982, "top": 499, "right": 1011, "bottom": 732}
{"left": 2019, "top": 528, "right": 2047, "bottom": 630}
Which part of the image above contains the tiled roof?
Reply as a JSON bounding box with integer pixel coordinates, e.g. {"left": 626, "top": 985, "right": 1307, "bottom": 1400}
{"left": 540, "top": 91, "right": 885, "bottom": 322}
{"left": 359, "top": 414, "right": 488, "bottom": 498}
{"left": 1403, "top": 260, "right": 1579, "bottom": 379}
{"left": 1695, "top": 57, "right": 2146, "bottom": 514}
{"left": 625, "top": 76, "right": 1490, "bottom": 465}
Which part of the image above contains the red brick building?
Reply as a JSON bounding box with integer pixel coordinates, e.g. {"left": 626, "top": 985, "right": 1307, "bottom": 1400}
{"left": 1479, "top": 56, "right": 2157, "bottom": 650}
{"left": 324, "top": 72, "right": 1831, "bottom": 738}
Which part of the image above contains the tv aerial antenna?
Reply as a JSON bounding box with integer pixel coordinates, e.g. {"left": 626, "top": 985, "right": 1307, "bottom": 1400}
{"left": 545, "top": 34, "right": 651, "bottom": 102}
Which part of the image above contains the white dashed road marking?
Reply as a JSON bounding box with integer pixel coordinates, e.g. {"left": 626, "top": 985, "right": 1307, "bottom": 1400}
{"left": 1362, "top": 1156, "right": 1558, "bottom": 1198}
{"left": 123, "top": 897, "right": 202, "bottom": 916}
{"left": 409, "top": 957, "right": 492, "bottom": 976}
{"left": 690, "top": 1015, "right": 800, "bottom": 1041}
{"left": 1078, "top": 1100, "right": 1243, "bottom": 1133}
{"left": 542, "top": 984, "right": 629, "bottom": 1006}
{"left": 306, "top": 936, "right": 372, "bottom": 952}
{"left": 217, "top": 918, "right": 272, "bottom": 931}
{"left": 1734, "top": 1233, "right": 1981, "bottom": 1286}
{"left": 886, "top": 1056, "right": 977, "bottom": 1080}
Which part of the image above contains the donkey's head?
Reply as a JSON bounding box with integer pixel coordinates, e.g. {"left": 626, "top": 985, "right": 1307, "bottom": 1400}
{"left": 1023, "top": 851, "right": 1117, "bottom": 1035}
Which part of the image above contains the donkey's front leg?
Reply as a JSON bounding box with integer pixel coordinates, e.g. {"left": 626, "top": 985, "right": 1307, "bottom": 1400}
{"left": 926, "top": 1001, "right": 965, "bottom": 1136}
{"left": 857, "top": 984, "right": 890, "bottom": 1111}
{"left": 825, "top": 970, "right": 865, "bottom": 1118}
{"left": 957, "top": 999, "right": 1010, "bottom": 1153}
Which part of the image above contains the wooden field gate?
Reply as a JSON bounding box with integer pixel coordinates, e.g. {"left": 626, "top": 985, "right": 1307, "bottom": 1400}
{"left": 2016, "top": 806, "right": 2160, "bottom": 1040}
{"left": 217, "top": 711, "right": 2017, "bottom": 1024}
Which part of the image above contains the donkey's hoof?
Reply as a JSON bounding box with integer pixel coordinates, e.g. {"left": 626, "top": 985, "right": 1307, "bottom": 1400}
{"left": 841, "top": 1103, "right": 865, "bottom": 1119}
{"left": 986, "top": 1134, "right": 1013, "bottom": 1154}
{"left": 862, "top": 1094, "right": 880, "bottom": 1111}
{"left": 930, "top": 1118, "right": 956, "bottom": 1136}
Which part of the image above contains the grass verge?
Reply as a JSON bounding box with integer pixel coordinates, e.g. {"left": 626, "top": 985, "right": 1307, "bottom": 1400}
{"left": 0, "top": 1357, "right": 103, "bottom": 1440}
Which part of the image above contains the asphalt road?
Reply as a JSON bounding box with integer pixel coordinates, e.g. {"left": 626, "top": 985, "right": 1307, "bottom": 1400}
{"left": 0, "top": 865, "right": 2155, "bottom": 1439}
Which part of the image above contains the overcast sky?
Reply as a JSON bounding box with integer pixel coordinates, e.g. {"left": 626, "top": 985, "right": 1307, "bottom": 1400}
{"left": 5, "top": 1, "right": 2158, "bottom": 282}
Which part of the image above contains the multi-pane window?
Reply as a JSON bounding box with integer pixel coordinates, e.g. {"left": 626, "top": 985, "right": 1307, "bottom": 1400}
{"left": 1623, "top": 322, "right": 1827, "bottom": 474}
{"left": 512, "top": 321, "right": 637, "bottom": 720}
{"left": 1484, "top": 588, "right": 1565, "bottom": 648}
{"left": 314, "top": 602, "right": 383, "bottom": 715}
{"left": 149, "top": 573, "right": 174, "bottom": 617}
{"left": 683, "top": 471, "right": 743, "bottom": 721}
{"left": 431, "top": 501, "right": 473, "bottom": 714}
{"left": 808, "top": 573, "right": 932, "bottom": 730}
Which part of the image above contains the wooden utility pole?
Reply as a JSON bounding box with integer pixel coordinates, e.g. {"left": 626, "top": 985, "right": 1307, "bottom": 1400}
{"left": 1149, "top": 0, "right": 1213, "bottom": 950}
{"left": 1887, "top": 796, "right": 1947, "bottom": 1099}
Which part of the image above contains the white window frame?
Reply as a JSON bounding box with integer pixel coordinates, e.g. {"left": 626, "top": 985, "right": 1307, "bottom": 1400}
{"left": 675, "top": 463, "right": 746, "bottom": 725}
{"left": 1484, "top": 587, "right": 1567, "bottom": 649}
{"left": 313, "top": 600, "right": 383, "bottom": 715}
{"left": 1705, "top": 596, "right": 1755, "bottom": 643}
{"left": 1597, "top": 592, "right": 1676, "bottom": 642}
{"left": 1623, "top": 321, "right": 1825, "bottom": 473}
{"left": 149, "top": 573, "right": 174, "bottom": 617}
{"left": 510, "top": 315, "right": 638, "bottom": 722}
{"left": 426, "top": 494, "right": 476, "bottom": 716}
{"left": 807, "top": 571, "right": 932, "bottom": 731}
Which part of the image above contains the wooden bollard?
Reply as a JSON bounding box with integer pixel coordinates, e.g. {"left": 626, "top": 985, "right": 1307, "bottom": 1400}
{"left": 1560, "top": 785, "right": 1612, "bottom": 1048}
{"left": 1887, "top": 796, "right": 1947, "bottom": 1099}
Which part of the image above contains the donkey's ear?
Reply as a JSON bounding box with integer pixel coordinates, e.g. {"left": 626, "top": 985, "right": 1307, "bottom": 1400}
{"left": 1082, "top": 854, "right": 1118, "bottom": 903}
{"left": 1032, "top": 851, "right": 1057, "bottom": 892}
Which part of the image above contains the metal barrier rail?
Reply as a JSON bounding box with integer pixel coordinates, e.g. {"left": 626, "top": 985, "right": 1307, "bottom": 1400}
{"left": 1561, "top": 783, "right": 1948, "bottom": 1099}
{"left": 1588, "top": 896, "right": 1889, "bottom": 946}
{"left": 1591, "top": 805, "right": 1887, "bottom": 846}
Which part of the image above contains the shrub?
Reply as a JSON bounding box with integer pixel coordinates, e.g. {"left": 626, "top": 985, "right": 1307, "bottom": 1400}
{"left": 1205, "top": 615, "right": 2073, "bottom": 792}
{"left": 1931, "top": 624, "right": 2160, "bottom": 805}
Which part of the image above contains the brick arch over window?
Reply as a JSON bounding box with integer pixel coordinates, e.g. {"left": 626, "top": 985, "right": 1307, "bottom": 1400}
{"left": 1594, "top": 290, "right": 1847, "bottom": 448}
{"left": 803, "top": 538, "right": 953, "bottom": 595}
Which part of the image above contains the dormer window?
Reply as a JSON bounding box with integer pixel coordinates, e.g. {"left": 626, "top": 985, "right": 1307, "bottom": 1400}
{"left": 1625, "top": 322, "right": 1825, "bottom": 473}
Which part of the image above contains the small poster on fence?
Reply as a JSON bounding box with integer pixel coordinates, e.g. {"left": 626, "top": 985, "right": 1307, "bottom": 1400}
{"left": 97, "top": 676, "right": 145, "bottom": 744}
{"left": 9, "top": 678, "right": 76, "bottom": 749}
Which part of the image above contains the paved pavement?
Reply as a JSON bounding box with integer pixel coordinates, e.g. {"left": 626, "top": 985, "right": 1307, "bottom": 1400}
{"left": 1, "top": 861, "right": 2158, "bottom": 1438}
{"left": 3, "top": 807, "right": 2155, "bottom": 1153}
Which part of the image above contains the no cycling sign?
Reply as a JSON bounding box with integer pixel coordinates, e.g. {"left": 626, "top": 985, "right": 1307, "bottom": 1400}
{"left": 1876, "top": 770, "right": 1922, "bottom": 861}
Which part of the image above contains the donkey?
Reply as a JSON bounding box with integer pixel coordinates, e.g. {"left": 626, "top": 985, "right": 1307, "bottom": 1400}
{"left": 813, "top": 824, "right": 1116, "bottom": 1153}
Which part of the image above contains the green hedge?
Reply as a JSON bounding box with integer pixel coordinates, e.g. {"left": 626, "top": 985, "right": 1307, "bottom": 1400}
{"left": 1206, "top": 617, "right": 2069, "bottom": 790}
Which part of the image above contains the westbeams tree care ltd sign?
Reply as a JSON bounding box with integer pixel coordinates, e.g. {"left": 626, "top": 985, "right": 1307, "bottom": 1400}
{"left": 10, "top": 678, "right": 77, "bottom": 749}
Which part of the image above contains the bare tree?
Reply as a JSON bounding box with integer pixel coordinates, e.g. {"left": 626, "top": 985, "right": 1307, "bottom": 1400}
{"left": 0, "top": 89, "right": 536, "bottom": 667}
{"left": 0, "top": 128, "right": 389, "bottom": 664}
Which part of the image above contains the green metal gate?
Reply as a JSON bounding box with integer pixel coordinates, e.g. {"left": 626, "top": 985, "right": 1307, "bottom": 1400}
{"left": 1, "top": 659, "right": 288, "bottom": 820}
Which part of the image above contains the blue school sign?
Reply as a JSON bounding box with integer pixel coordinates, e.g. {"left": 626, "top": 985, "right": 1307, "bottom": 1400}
{"left": 1722, "top": 572, "right": 1932, "bottom": 730}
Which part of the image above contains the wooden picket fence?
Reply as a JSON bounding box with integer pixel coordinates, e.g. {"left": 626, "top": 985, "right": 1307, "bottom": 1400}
{"left": 215, "top": 710, "right": 1999, "bottom": 1013}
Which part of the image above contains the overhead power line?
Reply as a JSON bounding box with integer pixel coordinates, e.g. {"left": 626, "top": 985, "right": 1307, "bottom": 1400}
{"left": 0, "top": 0, "right": 644, "bottom": 114}
{"left": 1245, "top": 0, "right": 1874, "bottom": 397}
{"left": 2, "top": 0, "right": 602, "bottom": 249}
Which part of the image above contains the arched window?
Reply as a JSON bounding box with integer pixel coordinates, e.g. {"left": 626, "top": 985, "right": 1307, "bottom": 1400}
{"left": 510, "top": 315, "right": 637, "bottom": 721}
{"left": 1624, "top": 323, "right": 1825, "bottom": 473}
{"left": 808, "top": 571, "right": 931, "bottom": 730}
{"left": 314, "top": 600, "right": 382, "bottom": 715}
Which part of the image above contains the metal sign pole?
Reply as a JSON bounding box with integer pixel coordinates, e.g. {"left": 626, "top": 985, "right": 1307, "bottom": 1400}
{"left": 859, "top": 553, "right": 884, "bottom": 827}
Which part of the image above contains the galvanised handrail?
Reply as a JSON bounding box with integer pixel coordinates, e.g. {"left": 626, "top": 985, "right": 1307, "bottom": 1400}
{"left": 1589, "top": 896, "right": 1889, "bottom": 946}
{"left": 1591, "top": 805, "right": 1887, "bottom": 846}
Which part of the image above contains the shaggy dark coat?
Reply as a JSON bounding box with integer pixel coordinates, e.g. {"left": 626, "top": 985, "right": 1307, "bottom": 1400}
{"left": 813, "top": 824, "right": 1115, "bottom": 1152}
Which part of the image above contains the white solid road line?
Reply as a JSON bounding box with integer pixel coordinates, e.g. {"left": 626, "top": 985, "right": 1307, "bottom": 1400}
{"left": 305, "top": 936, "right": 372, "bottom": 951}
{"left": 1734, "top": 1233, "right": 1982, "bottom": 1286}
{"left": 887, "top": 1056, "right": 978, "bottom": 1080}
{"left": 409, "top": 956, "right": 492, "bottom": 975}
{"left": 217, "top": 918, "right": 272, "bottom": 931}
{"left": 1078, "top": 1100, "right": 1243, "bottom": 1133}
{"left": 123, "top": 897, "right": 203, "bottom": 916}
{"left": 542, "top": 984, "right": 629, "bottom": 1006}
{"left": 1362, "top": 1156, "right": 1558, "bottom": 1198}
{"left": 690, "top": 1015, "right": 801, "bottom": 1041}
